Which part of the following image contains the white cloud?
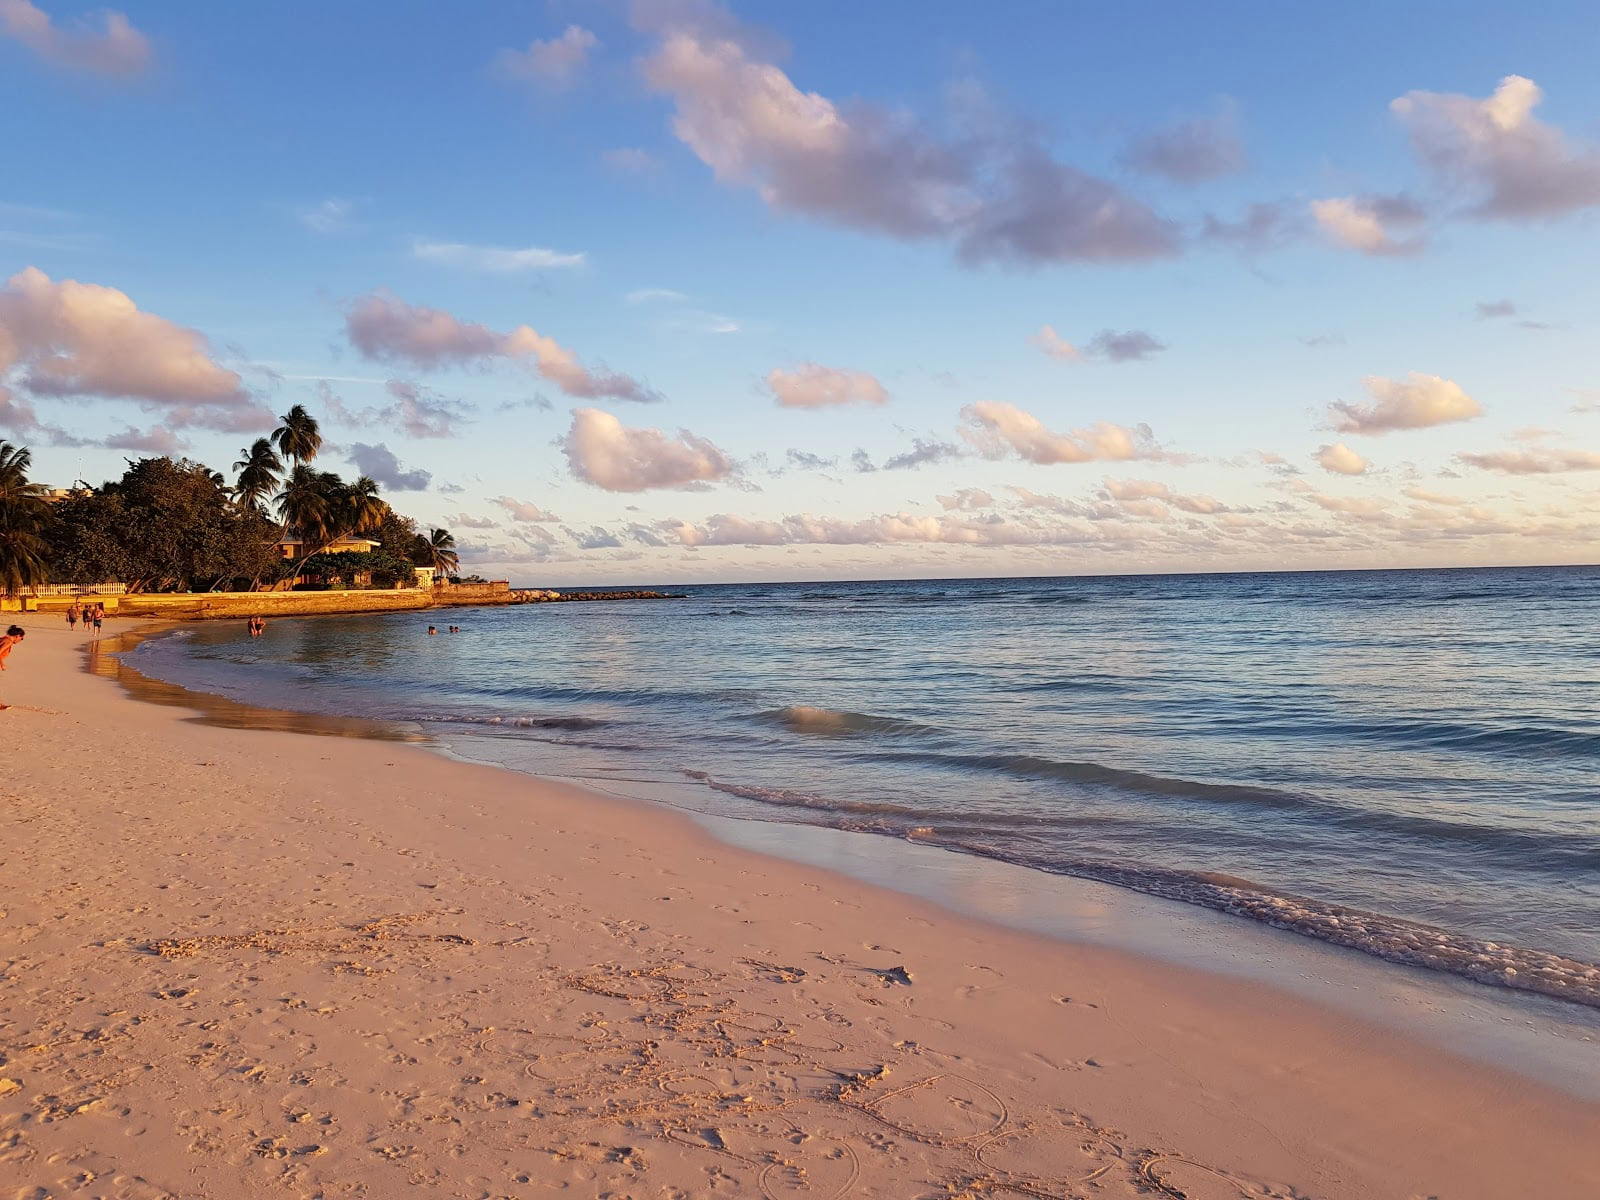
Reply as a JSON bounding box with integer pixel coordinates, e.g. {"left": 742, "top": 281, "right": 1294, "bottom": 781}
{"left": 603, "top": 147, "right": 661, "bottom": 174}
{"left": 299, "top": 198, "right": 355, "bottom": 234}
{"left": 637, "top": 15, "right": 1178, "bottom": 265}
{"left": 1457, "top": 445, "right": 1600, "bottom": 474}
{"left": 1310, "top": 194, "right": 1426, "bottom": 255}
{"left": 961, "top": 401, "right": 1165, "bottom": 465}
{"left": 1316, "top": 442, "right": 1368, "bottom": 475}
{"left": 345, "top": 291, "right": 657, "bottom": 403}
{"left": 1391, "top": 75, "right": 1600, "bottom": 220}
{"left": 1329, "top": 372, "right": 1481, "bottom": 434}
{"left": 766, "top": 363, "right": 888, "bottom": 409}
{"left": 0, "top": 266, "right": 267, "bottom": 431}
{"left": 561, "top": 407, "right": 734, "bottom": 492}
{"left": 412, "top": 240, "right": 586, "bottom": 272}
{"left": 0, "top": 0, "right": 150, "bottom": 78}
{"left": 626, "top": 287, "right": 689, "bottom": 305}
{"left": 492, "top": 25, "right": 598, "bottom": 90}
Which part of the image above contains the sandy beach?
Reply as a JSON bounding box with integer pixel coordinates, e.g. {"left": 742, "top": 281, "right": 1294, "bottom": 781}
{"left": 1, "top": 621, "right": 1595, "bottom": 1199}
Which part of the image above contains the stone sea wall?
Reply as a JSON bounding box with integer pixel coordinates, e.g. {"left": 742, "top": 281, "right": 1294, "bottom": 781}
{"left": 7, "top": 582, "right": 681, "bottom": 620}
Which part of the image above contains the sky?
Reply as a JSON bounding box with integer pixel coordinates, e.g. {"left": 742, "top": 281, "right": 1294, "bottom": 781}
{"left": 3, "top": 0, "right": 1599, "bottom": 584}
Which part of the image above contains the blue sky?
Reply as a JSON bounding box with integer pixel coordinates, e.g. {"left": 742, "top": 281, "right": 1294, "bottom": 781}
{"left": 3, "top": 0, "right": 1598, "bottom": 582}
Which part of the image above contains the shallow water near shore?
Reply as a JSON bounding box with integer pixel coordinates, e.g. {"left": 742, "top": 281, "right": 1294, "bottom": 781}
{"left": 121, "top": 566, "right": 1600, "bottom": 1010}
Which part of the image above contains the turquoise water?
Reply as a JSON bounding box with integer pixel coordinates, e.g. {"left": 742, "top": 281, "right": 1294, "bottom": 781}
{"left": 127, "top": 567, "right": 1600, "bottom": 1006}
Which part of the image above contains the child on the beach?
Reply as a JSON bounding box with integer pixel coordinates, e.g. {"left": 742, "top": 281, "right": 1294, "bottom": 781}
{"left": 0, "top": 625, "right": 24, "bottom": 709}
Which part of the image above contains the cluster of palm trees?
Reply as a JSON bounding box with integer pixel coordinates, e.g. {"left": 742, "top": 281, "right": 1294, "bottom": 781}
{"left": 236, "top": 404, "right": 458, "bottom": 583}
{"left": 0, "top": 441, "right": 51, "bottom": 595}
{"left": 0, "top": 403, "right": 461, "bottom": 596}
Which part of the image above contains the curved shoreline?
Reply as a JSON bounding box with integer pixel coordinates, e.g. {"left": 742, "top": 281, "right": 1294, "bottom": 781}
{"left": 110, "top": 616, "right": 1600, "bottom": 1016}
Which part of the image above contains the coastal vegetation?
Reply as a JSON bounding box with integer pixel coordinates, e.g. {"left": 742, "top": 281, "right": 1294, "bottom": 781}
{"left": 0, "top": 405, "right": 459, "bottom": 596}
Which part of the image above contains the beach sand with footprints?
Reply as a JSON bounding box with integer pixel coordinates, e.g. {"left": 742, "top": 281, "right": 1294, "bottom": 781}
{"left": 1, "top": 623, "right": 1595, "bottom": 1198}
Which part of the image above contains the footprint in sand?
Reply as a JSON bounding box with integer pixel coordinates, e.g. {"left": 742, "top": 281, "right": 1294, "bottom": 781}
{"left": 1140, "top": 1154, "right": 1300, "bottom": 1199}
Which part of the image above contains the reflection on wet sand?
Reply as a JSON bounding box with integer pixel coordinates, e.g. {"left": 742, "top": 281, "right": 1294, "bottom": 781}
{"left": 86, "top": 627, "right": 426, "bottom": 744}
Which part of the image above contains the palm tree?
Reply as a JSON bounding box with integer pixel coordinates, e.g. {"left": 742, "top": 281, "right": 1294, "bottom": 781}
{"left": 232, "top": 438, "right": 282, "bottom": 512}
{"left": 422, "top": 527, "right": 458, "bottom": 582}
{"left": 276, "top": 464, "right": 337, "bottom": 553}
{"left": 270, "top": 403, "right": 322, "bottom": 467}
{"left": 0, "top": 441, "right": 51, "bottom": 597}
{"left": 342, "top": 476, "right": 386, "bottom": 536}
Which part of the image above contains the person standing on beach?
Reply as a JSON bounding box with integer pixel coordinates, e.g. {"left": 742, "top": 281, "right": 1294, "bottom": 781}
{"left": 0, "top": 625, "right": 24, "bottom": 709}
{"left": 90, "top": 605, "right": 104, "bottom": 639}
{"left": 67, "top": 603, "right": 80, "bottom": 631}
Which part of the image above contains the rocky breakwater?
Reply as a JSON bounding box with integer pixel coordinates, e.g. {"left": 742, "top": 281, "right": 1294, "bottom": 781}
{"left": 510, "top": 588, "right": 685, "bottom": 603}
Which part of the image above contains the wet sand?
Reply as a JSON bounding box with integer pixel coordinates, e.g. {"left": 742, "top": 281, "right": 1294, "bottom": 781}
{"left": 1, "top": 622, "right": 1596, "bottom": 1198}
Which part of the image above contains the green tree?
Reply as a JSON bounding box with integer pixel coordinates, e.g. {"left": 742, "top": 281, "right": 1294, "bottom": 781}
{"left": 342, "top": 475, "right": 387, "bottom": 535}
{"left": 0, "top": 441, "right": 50, "bottom": 596}
{"left": 232, "top": 437, "right": 283, "bottom": 513}
{"left": 270, "top": 403, "right": 322, "bottom": 467}
{"left": 370, "top": 504, "right": 421, "bottom": 563}
{"left": 48, "top": 457, "right": 279, "bottom": 591}
{"left": 414, "top": 527, "right": 459, "bottom": 580}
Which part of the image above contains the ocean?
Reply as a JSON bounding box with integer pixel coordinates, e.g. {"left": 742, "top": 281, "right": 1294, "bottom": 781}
{"left": 123, "top": 566, "right": 1600, "bottom": 1007}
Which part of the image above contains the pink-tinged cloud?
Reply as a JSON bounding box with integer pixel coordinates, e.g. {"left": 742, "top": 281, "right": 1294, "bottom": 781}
{"left": 491, "top": 496, "right": 560, "bottom": 522}
{"left": 1316, "top": 442, "right": 1368, "bottom": 475}
{"left": 562, "top": 407, "right": 734, "bottom": 492}
{"left": 492, "top": 24, "right": 597, "bottom": 90}
{"left": 104, "top": 425, "right": 188, "bottom": 454}
{"left": 1329, "top": 372, "right": 1481, "bottom": 434}
{"left": 1103, "top": 476, "right": 1229, "bottom": 513}
{"left": 1456, "top": 445, "right": 1600, "bottom": 474}
{"left": 936, "top": 488, "right": 994, "bottom": 511}
{"left": 0, "top": 267, "right": 266, "bottom": 431}
{"left": 1032, "top": 326, "right": 1165, "bottom": 363}
{"left": 1122, "top": 111, "right": 1246, "bottom": 183}
{"left": 322, "top": 377, "right": 470, "bottom": 439}
{"left": 1030, "top": 325, "right": 1080, "bottom": 361}
{"left": 766, "top": 363, "right": 888, "bottom": 409}
{"left": 1310, "top": 194, "right": 1426, "bottom": 256}
{"left": 346, "top": 291, "right": 657, "bottom": 403}
{"left": 661, "top": 510, "right": 1108, "bottom": 549}
{"left": 637, "top": 17, "right": 1178, "bottom": 265}
{"left": 1309, "top": 492, "right": 1390, "bottom": 517}
{"left": 0, "top": 0, "right": 150, "bottom": 78}
{"left": 1404, "top": 485, "right": 1470, "bottom": 506}
{"left": 1391, "top": 75, "right": 1600, "bottom": 220}
{"left": 960, "top": 401, "right": 1165, "bottom": 465}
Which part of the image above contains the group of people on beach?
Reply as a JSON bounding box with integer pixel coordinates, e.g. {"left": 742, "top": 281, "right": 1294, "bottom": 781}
{"left": 65, "top": 602, "right": 106, "bottom": 638}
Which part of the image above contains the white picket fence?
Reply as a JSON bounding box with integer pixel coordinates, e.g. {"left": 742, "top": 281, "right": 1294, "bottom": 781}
{"left": 27, "top": 583, "right": 129, "bottom": 596}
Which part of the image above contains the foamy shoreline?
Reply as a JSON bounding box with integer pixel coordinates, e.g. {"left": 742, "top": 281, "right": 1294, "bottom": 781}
{"left": 2, "top": 622, "right": 1596, "bottom": 1198}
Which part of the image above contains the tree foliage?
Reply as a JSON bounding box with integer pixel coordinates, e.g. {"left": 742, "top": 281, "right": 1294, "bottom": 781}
{"left": 11, "top": 402, "right": 472, "bottom": 594}
{"left": 0, "top": 441, "right": 51, "bottom": 595}
{"left": 46, "top": 457, "right": 281, "bottom": 591}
